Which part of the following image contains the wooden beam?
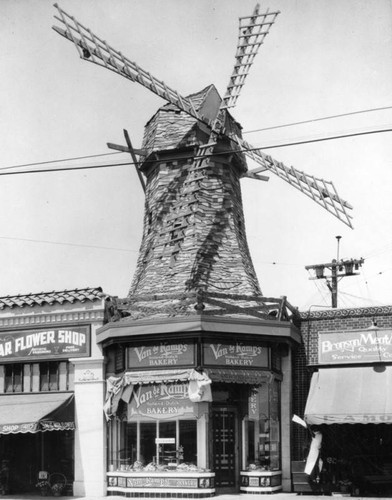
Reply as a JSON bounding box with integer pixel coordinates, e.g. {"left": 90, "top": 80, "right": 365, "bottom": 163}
{"left": 107, "top": 142, "right": 146, "bottom": 156}
{"left": 243, "top": 171, "right": 270, "bottom": 181}
{"left": 123, "top": 130, "right": 146, "bottom": 193}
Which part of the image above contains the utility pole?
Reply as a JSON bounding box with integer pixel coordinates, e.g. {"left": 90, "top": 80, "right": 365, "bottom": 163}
{"left": 305, "top": 236, "right": 364, "bottom": 308}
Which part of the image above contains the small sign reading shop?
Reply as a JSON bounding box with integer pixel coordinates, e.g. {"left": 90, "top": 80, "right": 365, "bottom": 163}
{"left": 0, "top": 325, "right": 90, "bottom": 361}
{"left": 203, "top": 342, "right": 269, "bottom": 367}
{"left": 319, "top": 328, "right": 392, "bottom": 365}
{"left": 128, "top": 342, "right": 195, "bottom": 368}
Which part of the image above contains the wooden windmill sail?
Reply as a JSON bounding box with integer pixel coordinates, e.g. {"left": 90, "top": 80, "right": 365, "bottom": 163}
{"left": 52, "top": 4, "right": 353, "bottom": 320}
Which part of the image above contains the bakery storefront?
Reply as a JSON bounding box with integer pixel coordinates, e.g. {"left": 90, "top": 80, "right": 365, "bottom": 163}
{"left": 304, "top": 327, "right": 392, "bottom": 496}
{"left": 100, "top": 319, "right": 298, "bottom": 497}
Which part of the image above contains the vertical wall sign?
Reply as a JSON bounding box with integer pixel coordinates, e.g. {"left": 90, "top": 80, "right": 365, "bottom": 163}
{"left": 0, "top": 325, "right": 90, "bottom": 361}
{"left": 248, "top": 387, "right": 260, "bottom": 421}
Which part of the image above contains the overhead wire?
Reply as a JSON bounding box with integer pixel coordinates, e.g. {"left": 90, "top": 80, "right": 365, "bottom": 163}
{"left": 0, "top": 151, "right": 122, "bottom": 172}
{"left": 0, "top": 235, "right": 139, "bottom": 253}
{"left": 0, "top": 124, "right": 391, "bottom": 176}
{"left": 243, "top": 105, "right": 392, "bottom": 134}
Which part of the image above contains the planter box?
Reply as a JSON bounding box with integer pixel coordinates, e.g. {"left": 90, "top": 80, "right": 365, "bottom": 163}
{"left": 107, "top": 471, "right": 215, "bottom": 498}
{"left": 240, "top": 470, "right": 282, "bottom": 493}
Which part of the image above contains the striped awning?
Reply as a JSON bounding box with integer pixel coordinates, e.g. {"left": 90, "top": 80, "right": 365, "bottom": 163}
{"left": 305, "top": 367, "right": 392, "bottom": 425}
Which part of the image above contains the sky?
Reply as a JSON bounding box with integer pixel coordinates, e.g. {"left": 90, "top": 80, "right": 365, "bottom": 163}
{"left": 0, "top": 0, "right": 391, "bottom": 312}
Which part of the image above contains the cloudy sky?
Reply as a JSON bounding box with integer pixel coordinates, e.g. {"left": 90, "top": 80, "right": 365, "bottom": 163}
{"left": 1, "top": 0, "right": 391, "bottom": 311}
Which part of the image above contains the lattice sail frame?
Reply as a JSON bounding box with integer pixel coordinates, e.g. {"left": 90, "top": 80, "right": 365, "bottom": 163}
{"left": 222, "top": 4, "right": 280, "bottom": 109}
{"left": 52, "top": 3, "right": 354, "bottom": 229}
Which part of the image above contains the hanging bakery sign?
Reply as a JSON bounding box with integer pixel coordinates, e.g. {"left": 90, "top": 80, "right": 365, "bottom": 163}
{"left": 203, "top": 342, "right": 269, "bottom": 367}
{"left": 128, "top": 342, "right": 195, "bottom": 368}
{"left": 128, "top": 382, "right": 195, "bottom": 420}
{"left": 319, "top": 328, "right": 392, "bottom": 365}
{"left": 0, "top": 325, "right": 90, "bottom": 360}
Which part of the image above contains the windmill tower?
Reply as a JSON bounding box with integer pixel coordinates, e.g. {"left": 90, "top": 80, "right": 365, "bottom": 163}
{"left": 53, "top": 4, "right": 353, "bottom": 321}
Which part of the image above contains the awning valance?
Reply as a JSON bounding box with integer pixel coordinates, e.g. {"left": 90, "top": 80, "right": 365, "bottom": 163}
{"left": 0, "top": 393, "right": 75, "bottom": 434}
{"left": 104, "top": 369, "right": 212, "bottom": 420}
{"left": 123, "top": 368, "right": 209, "bottom": 385}
{"left": 304, "top": 367, "right": 392, "bottom": 425}
{"left": 206, "top": 368, "right": 272, "bottom": 385}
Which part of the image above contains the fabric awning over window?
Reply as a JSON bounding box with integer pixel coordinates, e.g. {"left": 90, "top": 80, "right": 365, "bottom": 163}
{"left": 304, "top": 366, "right": 392, "bottom": 425}
{"left": 104, "top": 369, "right": 212, "bottom": 420}
{"left": 0, "top": 393, "right": 75, "bottom": 434}
{"left": 123, "top": 368, "right": 209, "bottom": 385}
{"left": 206, "top": 368, "right": 272, "bottom": 385}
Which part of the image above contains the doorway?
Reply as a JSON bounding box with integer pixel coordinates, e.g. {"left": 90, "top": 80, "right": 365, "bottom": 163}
{"left": 0, "top": 431, "right": 74, "bottom": 493}
{"left": 212, "top": 406, "right": 238, "bottom": 492}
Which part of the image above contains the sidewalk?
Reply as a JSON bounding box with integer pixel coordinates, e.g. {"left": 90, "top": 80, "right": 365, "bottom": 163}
{"left": 0, "top": 494, "right": 389, "bottom": 500}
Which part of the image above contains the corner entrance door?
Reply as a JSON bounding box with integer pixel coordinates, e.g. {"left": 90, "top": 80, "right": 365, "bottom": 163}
{"left": 212, "top": 406, "right": 238, "bottom": 491}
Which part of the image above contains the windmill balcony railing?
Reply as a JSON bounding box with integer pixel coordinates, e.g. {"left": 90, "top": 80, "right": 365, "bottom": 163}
{"left": 104, "top": 291, "right": 299, "bottom": 324}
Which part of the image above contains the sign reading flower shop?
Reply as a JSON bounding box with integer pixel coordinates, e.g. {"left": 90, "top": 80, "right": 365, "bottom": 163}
{"left": 203, "top": 342, "right": 269, "bottom": 367}
{"left": 0, "top": 326, "right": 90, "bottom": 361}
{"left": 319, "top": 328, "right": 392, "bottom": 365}
{"left": 128, "top": 342, "right": 195, "bottom": 368}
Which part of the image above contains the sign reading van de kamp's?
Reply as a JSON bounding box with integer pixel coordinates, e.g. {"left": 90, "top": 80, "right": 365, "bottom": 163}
{"left": 203, "top": 342, "right": 269, "bottom": 367}
{"left": 128, "top": 382, "right": 195, "bottom": 420}
{"left": 319, "top": 329, "right": 392, "bottom": 365}
{"left": 128, "top": 343, "right": 194, "bottom": 367}
{"left": 0, "top": 326, "right": 90, "bottom": 360}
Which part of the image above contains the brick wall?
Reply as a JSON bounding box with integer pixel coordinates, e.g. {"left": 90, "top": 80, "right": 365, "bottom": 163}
{"left": 292, "top": 305, "right": 392, "bottom": 460}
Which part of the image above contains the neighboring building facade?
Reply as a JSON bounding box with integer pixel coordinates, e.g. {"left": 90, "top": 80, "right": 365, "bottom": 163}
{"left": 293, "top": 305, "right": 392, "bottom": 496}
{"left": 0, "top": 288, "right": 107, "bottom": 497}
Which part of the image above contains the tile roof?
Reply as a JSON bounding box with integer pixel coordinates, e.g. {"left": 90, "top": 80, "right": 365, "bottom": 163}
{"left": 0, "top": 287, "right": 104, "bottom": 310}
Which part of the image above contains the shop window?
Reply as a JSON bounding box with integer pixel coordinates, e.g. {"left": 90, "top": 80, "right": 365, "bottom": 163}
{"left": 140, "top": 421, "right": 157, "bottom": 464}
{"left": 4, "top": 364, "right": 23, "bottom": 393}
{"left": 244, "top": 380, "right": 281, "bottom": 471}
{"left": 110, "top": 419, "right": 197, "bottom": 471}
{"left": 125, "top": 422, "right": 137, "bottom": 464}
{"left": 40, "top": 362, "right": 60, "bottom": 391}
{"left": 179, "top": 420, "right": 197, "bottom": 463}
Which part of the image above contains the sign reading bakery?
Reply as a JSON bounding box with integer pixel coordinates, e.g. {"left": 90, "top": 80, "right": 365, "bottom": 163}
{"left": 0, "top": 325, "right": 90, "bottom": 361}
{"left": 319, "top": 328, "right": 392, "bottom": 365}
{"left": 203, "top": 342, "right": 269, "bottom": 367}
{"left": 128, "top": 383, "right": 195, "bottom": 420}
{"left": 128, "top": 342, "right": 195, "bottom": 368}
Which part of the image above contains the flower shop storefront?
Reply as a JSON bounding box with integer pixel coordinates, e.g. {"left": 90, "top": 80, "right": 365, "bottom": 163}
{"left": 0, "top": 392, "right": 74, "bottom": 495}
{"left": 100, "top": 326, "right": 295, "bottom": 498}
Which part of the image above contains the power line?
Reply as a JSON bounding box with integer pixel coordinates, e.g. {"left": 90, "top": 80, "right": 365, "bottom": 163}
{"left": 0, "top": 235, "right": 139, "bottom": 253}
{"left": 243, "top": 105, "right": 392, "bottom": 135}
{"left": 0, "top": 161, "right": 134, "bottom": 177}
{"left": 0, "top": 124, "right": 391, "bottom": 176}
{"left": 339, "top": 289, "right": 389, "bottom": 305}
{"left": 254, "top": 125, "right": 392, "bottom": 151}
{"left": 0, "top": 151, "right": 122, "bottom": 172}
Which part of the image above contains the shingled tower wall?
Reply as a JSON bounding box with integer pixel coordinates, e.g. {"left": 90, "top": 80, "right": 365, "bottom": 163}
{"left": 125, "top": 86, "right": 265, "bottom": 319}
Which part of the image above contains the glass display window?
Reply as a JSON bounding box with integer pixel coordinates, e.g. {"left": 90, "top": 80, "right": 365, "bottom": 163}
{"left": 109, "top": 418, "right": 197, "bottom": 470}
{"left": 244, "top": 379, "right": 281, "bottom": 471}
